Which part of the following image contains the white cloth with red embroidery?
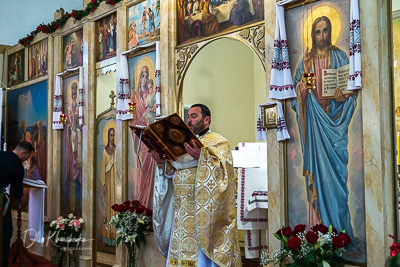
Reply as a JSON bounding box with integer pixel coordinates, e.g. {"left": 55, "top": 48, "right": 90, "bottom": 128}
{"left": 247, "top": 190, "right": 268, "bottom": 211}
{"left": 52, "top": 66, "right": 84, "bottom": 129}
{"left": 348, "top": 0, "right": 362, "bottom": 90}
{"left": 256, "top": 102, "right": 290, "bottom": 141}
{"left": 244, "top": 230, "right": 268, "bottom": 259}
{"left": 269, "top": 4, "right": 296, "bottom": 100}
{"left": 236, "top": 167, "right": 268, "bottom": 230}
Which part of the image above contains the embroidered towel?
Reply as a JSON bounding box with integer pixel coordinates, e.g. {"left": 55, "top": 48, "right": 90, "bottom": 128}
{"left": 348, "top": 0, "right": 362, "bottom": 90}
{"left": 269, "top": 4, "right": 296, "bottom": 100}
{"left": 256, "top": 102, "right": 290, "bottom": 141}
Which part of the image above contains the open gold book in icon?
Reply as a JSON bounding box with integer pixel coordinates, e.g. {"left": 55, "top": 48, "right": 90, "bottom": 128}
{"left": 129, "top": 113, "right": 203, "bottom": 161}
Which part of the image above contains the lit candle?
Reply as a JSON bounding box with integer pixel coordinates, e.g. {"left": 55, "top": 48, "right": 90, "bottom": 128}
{"left": 397, "top": 132, "right": 400, "bottom": 165}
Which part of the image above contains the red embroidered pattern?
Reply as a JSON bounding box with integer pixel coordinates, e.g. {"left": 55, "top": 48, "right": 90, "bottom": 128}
{"left": 240, "top": 168, "right": 268, "bottom": 223}
{"left": 246, "top": 231, "right": 269, "bottom": 251}
{"left": 269, "top": 84, "right": 294, "bottom": 91}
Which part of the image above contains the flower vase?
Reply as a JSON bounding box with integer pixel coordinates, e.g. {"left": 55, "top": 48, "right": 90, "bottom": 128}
{"left": 51, "top": 246, "right": 61, "bottom": 265}
{"left": 126, "top": 244, "right": 137, "bottom": 267}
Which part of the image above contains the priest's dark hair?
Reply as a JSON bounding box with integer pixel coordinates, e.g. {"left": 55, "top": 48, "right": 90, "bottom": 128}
{"left": 191, "top": 103, "right": 211, "bottom": 124}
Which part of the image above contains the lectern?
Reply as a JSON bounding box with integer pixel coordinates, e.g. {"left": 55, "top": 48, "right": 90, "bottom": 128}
{"left": 9, "top": 179, "right": 46, "bottom": 266}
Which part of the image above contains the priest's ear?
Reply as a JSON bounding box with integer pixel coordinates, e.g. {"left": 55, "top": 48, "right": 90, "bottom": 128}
{"left": 204, "top": 115, "right": 211, "bottom": 126}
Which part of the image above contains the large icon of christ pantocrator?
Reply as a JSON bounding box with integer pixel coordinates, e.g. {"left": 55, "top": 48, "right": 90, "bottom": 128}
{"left": 291, "top": 14, "right": 357, "bottom": 241}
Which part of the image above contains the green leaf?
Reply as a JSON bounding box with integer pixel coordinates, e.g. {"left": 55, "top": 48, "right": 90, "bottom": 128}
{"left": 116, "top": 236, "right": 122, "bottom": 246}
{"left": 273, "top": 233, "right": 283, "bottom": 241}
{"left": 328, "top": 225, "right": 332, "bottom": 234}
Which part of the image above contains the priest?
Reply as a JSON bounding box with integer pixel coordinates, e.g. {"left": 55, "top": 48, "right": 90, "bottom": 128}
{"left": 153, "top": 104, "right": 241, "bottom": 267}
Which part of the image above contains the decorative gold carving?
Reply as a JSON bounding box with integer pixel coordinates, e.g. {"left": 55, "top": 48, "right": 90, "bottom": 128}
{"left": 176, "top": 23, "right": 266, "bottom": 89}
{"left": 168, "top": 128, "right": 185, "bottom": 143}
{"left": 239, "top": 24, "right": 265, "bottom": 62}
{"left": 176, "top": 44, "right": 199, "bottom": 86}
{"left": 154, "top": 124, "right": 164, "bottom": 132}
{"left": 171, "top": 116, "right": 181, "bottom": 125}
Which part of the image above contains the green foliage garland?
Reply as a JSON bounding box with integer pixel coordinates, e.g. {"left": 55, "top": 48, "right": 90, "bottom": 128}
{"left": 18, "top": 0, "right": 123, "bottom": 46}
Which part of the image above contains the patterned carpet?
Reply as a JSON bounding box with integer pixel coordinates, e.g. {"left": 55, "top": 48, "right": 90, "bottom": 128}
{"left": 8, "top": 253, "right": 56, "bottom": 267}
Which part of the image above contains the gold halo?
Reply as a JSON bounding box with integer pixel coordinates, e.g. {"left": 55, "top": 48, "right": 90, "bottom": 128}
{"left": 134, "top": 56, "right": 155, "bottom": 90}
{"left": 67, "top": 78, "right": 79, "bottom": 104}
{"left": 102, "top": 120, "right": 116, "bottom": 146}
{"left": 302, "top": 6, "right": 341, "bottom": 50}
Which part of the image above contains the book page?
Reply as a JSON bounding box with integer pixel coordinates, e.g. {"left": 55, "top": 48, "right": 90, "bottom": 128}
{"left": 322, "top": 68, "right": 338, "bottom": 98}
{"left": 336, "top": 64, "right": 353, "bottom": 96}
{"left": 322, "top": 64, "right": 354, "bottom": 99}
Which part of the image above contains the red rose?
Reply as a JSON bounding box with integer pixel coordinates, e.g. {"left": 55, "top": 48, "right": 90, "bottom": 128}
{"left": 91, "top": 0, "right": 95, "bottom": 3}
{"left": 288, "top": 236, "right": 301, "bottom": 250}
{"left": 332, "top": 236, "right": 345, "bottom": 248}
{"left": 391, "top": 242, "right": 400, "bottom": 257}
{"left": 123, "top": 200, "right": 131, "bottom": 207}
{"left": 292, "top": 224, "right": 306, "bottom": 235}
{"left": 339, "top": 232, "right": 351, "bottom": 245}
{"left": 311, "top": 224, "right": 329, "bottom": 234}
{"left": 135, "top": 205, "right": 146, "bottom": 214}
{"left": 145, "top": 208, "right": 153, "bottom": 217}
{"left": 305, "top": 231, "right": 318, "bottom": 244}
{"left": 131, "top": 200, "right": 140, "bottom": 207}
{"left": 128, "top": 207, "right": 135, "bottom": 212}
{"left": 111, "top": 204, "right": 124, "bottom": 212}
{"left": 282, "top": 226, "right": 292, "bottom": 237}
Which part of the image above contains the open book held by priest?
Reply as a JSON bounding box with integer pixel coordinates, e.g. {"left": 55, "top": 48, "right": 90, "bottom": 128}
{"left": 129, "top": 113, "right": 203, "bottom": 161}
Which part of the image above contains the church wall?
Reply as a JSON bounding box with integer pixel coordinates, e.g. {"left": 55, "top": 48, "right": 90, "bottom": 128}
{"left": 1, "top": 0, "right": 397, "bottom": 266}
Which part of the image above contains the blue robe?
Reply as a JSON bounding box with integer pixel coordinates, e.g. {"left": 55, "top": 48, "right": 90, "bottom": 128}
{"left": 229, "top": 0, "right": 252, "bottom": 26}
{"left": 291, "top": 48, "right": 356, "bottom": 240}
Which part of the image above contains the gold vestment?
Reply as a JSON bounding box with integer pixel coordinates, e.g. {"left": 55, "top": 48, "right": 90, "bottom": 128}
{"left": 168, "top": 131, "right": 241, "bottom": 267}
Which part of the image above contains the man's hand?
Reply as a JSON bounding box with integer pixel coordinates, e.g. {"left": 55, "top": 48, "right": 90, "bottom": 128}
{"left": 303, "top": 47, "right": 311, "bottom": 74}
{"left": 334, "top": 88, "right": 347, "bottom": 102}
{"left": 151, "top": 151, "right": 165, "bottom": 164}
{"left": 184, "top": 140, "right": 201, "bottom": 160}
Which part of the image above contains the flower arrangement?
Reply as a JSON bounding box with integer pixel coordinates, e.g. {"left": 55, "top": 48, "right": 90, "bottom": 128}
{"left": 387, "top": 235, "right": 400, "bottom": 267}
{"left": 110, "top": 200, "right": 152, "bottom": 267}
{"left": 265, "top": 223, "right": 351, "bottom": 267}
{"left": 44, "top": 213, "right": 85, "bottom": 248}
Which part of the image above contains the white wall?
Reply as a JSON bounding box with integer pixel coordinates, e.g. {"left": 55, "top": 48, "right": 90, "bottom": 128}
{"left": 96, "top": 71, "right": 117, "bottom": 117}
{"left": 394, "top": 0, "right": 400, "bottom": 12}
{"left": 0, "top": 0, "right": 82, "bottom": 45}
{"left": 183, "top": 38, "right": 266, "bottom": 149}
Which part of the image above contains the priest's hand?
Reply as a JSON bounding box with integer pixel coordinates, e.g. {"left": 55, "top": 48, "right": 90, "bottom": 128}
{"left": 184, "top": 140, "right": 201, "bottom": 160}
{"left": 151, "top": 151, "right": 165, "bottom": 164}
{"left": 334, "top": 88, "right": 347, "bottom": 102}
